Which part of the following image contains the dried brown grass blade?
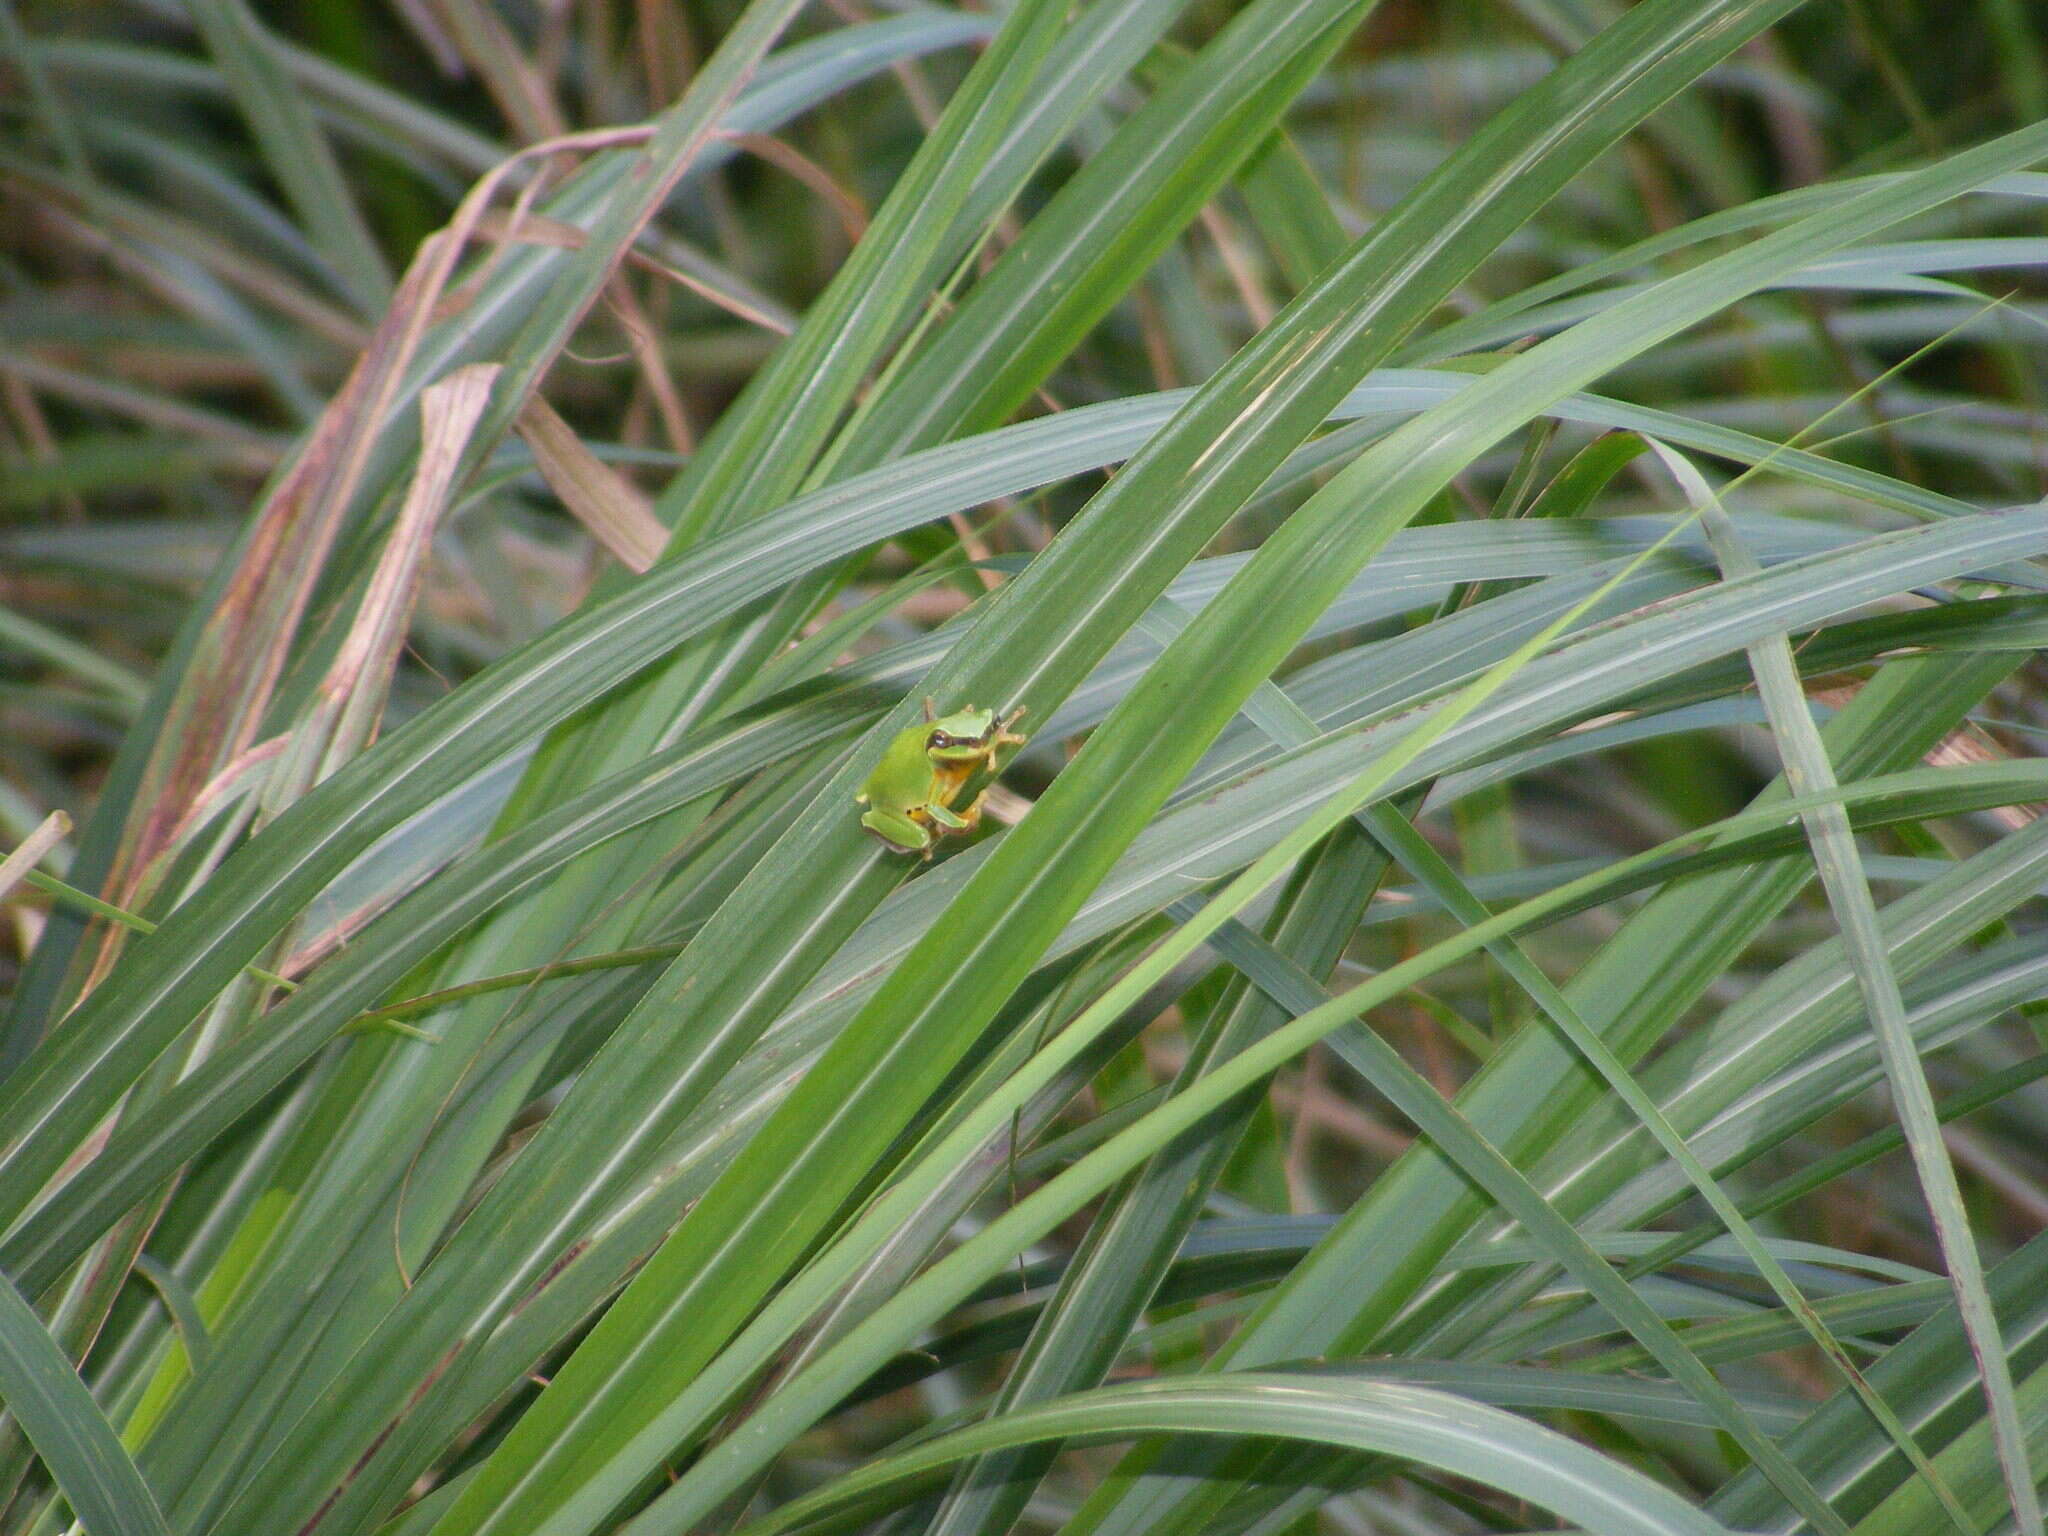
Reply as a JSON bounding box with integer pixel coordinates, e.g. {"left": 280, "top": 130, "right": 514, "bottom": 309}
{"left": 516, "top": 390, "right": 668, "bottom": 572}
{"left": 316, "top": 363, "right": 502, "bottom": 774}
{"left": 0, "top": 813, "right": 73, "bottom": 905}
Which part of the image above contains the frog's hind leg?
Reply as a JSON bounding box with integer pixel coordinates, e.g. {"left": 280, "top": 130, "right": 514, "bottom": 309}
{"left": 861, "top": 805, "right": 933, "bottom": 855}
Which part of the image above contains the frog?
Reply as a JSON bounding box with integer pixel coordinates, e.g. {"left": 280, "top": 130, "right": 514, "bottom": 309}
{"left": 856, "top": 699, "right": 1028, "bottom": 858}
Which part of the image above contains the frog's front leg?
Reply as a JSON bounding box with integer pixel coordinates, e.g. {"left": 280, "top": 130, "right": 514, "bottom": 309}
{"left": 931, "top": 791, "right": 987, "bottom": 835}
{"left": 861, "top": 805, "right": 934, "bottom": 855}
{"left": 924, "top": 799, "right": 974, "bottom": 832}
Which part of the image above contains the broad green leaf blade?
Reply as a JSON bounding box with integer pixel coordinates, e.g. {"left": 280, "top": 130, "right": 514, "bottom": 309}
{"left": 737, "top": 1376, "right": 1739, "bottom": 1536}
{"left": 0, "top": 1268, "right": 171, "bottom": 1536}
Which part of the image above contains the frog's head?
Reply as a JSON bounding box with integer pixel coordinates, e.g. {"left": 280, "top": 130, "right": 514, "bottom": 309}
{"left": 925, "top": 705, "right": 1000, "bottom": 761}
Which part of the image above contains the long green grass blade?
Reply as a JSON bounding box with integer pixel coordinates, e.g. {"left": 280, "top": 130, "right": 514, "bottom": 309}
{"left": 0, "top": 1270, "right": 170, "bottom": 1536}
{"left": 1691, "top": 470, "right": 2042, "bottom": 1536}
{"left": 184, "top": 0, "right": 390, "bottom": 312}
{"left": 745, "top": 1376, "right": 1739, "bottom": 1536}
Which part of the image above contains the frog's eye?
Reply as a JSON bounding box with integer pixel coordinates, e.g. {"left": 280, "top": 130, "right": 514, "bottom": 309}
{"left": 928, "top": 731, "right": 951, "bottom": 750}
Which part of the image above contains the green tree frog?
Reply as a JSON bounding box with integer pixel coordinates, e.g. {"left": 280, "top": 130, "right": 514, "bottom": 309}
{"left": 856, "top": 699, "right": 1028, "bottom": 857}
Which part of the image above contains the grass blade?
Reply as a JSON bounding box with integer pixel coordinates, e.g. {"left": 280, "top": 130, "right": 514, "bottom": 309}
{"left": 1688, "top": 465, "right": 2043, "bottom": 1536}
{"left": 184, "top": 0, "right": 390, "bottom": 312}
{"left": 0, "top": 1269, "right": 170, "bottom": 1536}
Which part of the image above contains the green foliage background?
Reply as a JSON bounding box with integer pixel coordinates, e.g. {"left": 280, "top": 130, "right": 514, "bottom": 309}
{"left": 3, "top": 1, "right": 2048, "bottom": 1533}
